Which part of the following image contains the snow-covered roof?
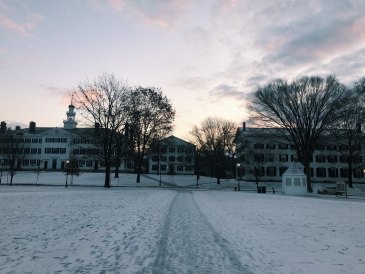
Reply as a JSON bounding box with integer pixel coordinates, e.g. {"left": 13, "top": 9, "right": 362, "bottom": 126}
{"left": 283, "top": 163, "right": 305, "bottom": 176}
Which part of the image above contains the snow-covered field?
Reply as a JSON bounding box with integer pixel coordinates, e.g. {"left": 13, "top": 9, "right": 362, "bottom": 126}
{"left": 1, "top": 172, "right": 364, "bottom": 273}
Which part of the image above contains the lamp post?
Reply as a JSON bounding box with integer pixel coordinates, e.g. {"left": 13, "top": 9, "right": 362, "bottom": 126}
{"left": 237, "top": 163, "right": 241, "bottom": 191}
{"left": 65, "top": 160, "right": 69, "bottom": 188}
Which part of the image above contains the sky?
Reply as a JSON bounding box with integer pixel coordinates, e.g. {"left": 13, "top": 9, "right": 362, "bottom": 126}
{"left": 1, "top": 0, "right": 365, "bottom": 138}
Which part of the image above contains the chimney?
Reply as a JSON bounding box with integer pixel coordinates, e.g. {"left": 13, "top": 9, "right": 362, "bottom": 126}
{"left": 1, "top": 121, "right": 6, "bottom": 134}
{"left": 94, "top": 122, "right": 100, "bottom": 136}
{"left": 15, "top": 126, "right": 20, "bottom": 130}
{"left": 357, "top": 123, "right": 361, "bottom": 133}
{"left": 242, "top": 122, "right": 246, "bottom": 131}
{"left": 29, "top": 121, "right": 36, "bottom": 134}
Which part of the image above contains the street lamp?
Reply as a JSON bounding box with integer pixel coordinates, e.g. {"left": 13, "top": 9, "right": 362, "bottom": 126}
{"left": 237, "top": 163, "right": 241, "bottom": 191}
{"left": 65, "top": 160, "right": 69, "bottom": 188}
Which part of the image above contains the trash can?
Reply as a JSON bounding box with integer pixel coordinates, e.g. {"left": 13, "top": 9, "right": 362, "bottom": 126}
{"left": 261, "top": 186, "right": 266, "bottom": 193}
{"left": 257, "top": 187, "right": 262, "bottom": 193}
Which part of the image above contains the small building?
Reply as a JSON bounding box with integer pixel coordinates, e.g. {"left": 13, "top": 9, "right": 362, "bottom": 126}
{"left": 282, "top": 163, "right": 307, "bottom": 195}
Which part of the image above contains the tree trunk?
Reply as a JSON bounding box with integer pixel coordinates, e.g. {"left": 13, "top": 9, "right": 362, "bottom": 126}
{"left": 104, "top": 165, "right": 111, "bottom": 188}
{"left": 10, "top": 173, "right": 14, "bottom": 186}
{"left": 348, "top": 165, "right": 353, "bottom": 188}
{"left": 114, "top": 162, "right": 119, "bottom": 178}
{"left": 304, "top": 162, "right": 313, "bottom": 192}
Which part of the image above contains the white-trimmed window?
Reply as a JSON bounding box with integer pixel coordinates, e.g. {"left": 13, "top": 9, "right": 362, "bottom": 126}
{"left": 286, "top": 178, "right": 291, "bottom": 186}
{"left": 152, "top": 165, "right": 158, "bottom": 171}
{"left": 294, "top": 178, "right": 300, "bottom": 186}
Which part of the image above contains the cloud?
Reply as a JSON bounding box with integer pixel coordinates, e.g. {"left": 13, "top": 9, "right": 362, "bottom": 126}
{"left": 0, "top": 48, "right": 6, "bottom": 53}
{"left": 0, "top": 9, "right": 44, "bottom": 37}
{"left": 209, "top": 84, "right": 245, "bottom": 100}
{"left": 40, "top": 85, "right": 73, "bottom": 106}
{"left": 93, "top": 0, "right": 195, "bottom": 29}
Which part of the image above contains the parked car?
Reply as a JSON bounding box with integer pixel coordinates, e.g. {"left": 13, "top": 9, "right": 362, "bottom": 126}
{"left": 317, "top": 186, "right": 341, "bottom": 195}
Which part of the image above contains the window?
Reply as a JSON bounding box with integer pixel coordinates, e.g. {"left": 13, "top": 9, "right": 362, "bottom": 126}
{"left": 79, "top": 160, "right": 85, "bottom": 166}
{"left": 315, "top": 144, "right": 325, "bottom": 150}
{"left": 286, "top": 178, "right": 291, "bottom": 186}
{"left": 327, "top": 145, "right": 336, "bottom": 151}
{"left": 30, "top": 159, "right": 36, "bottom": 165}
{"left": 73, "top": 149, "right": 80, "bottom": 155}
{"left": 316, "top": 167, "right": 326, "bottom": 178}
{"left": 339, "top": 145, "right": 348, "bottom": 151}
{"left": 32, "top": 138, "right": 38, "bottom": 143}
{"left": 80, "top": 149, "right": 86, "bottom": 155}
{"left": 354, "top": 168, "right": 363, "bottom": 178}
{"left": 267, "top": 166, "right": 276, "bottom": 177}
{"left": 61, "top": 138, "right": 67, "bottom": 143}
{"left": 25, "top": 138, "right": 31, "bottom": 143}
{"left": 340, "top": 168, "right": 348, "bottom": 178}
{"left": 152, "top": 156, "right": 159, "bottom": 162}
{"left": 177, "top": 156, "right": 183, "bottom": 162}
{"left": 45, "top": 148, "right": 51, "bottom": 154}
{"left": 185, "top": 166, "right": 192, "bottom": 171}
{"left": 152, "top": 165, "right": 158, "bottom": 171}
{"left": 279, "top": 154, "right": 288, "bottom": 162}
{"left": 280, "top": 166, "right": 288, "bottom": 176}
{"left": 340, "top": 156, "right": 348, "bottom": 163}
{"left": 169, "top": 156, "right": 175, "bottom": 162}
{"left": 316, "top": 155, "right": 325, "bottom": 163}
{"left": 328, "top": 168, "right": 337, "bottom": 178}
{"left": 161, "top": 165, "right": 167, "bottom": 171}
{"left": 177, "top": 165, "right": 183, "bottom": 171}
{"left": 178, "top": 147, "right": 185, "bottom": 153}
{"left": 279, "top": 144, "right": 288, "bottom": 149}
{"left": 22, "top": 159, "right": 29, "bottom": 166}
{"left": 266, "top": 143, "right": 276, "bottom": 149}
{"left": 169, "top": 147, "right": 175, "bottom": 153}
{"left": 185, "top": 156, "right": 192, "bottom": 162}
{"left": 327, "top": 155, "right": 337, "bottom": 163}
{"left": 46, "top": 138, "right": 52, "bottom": 143}
{"left": 39, "top": 139, "right": 42, "bottom": 143}
{"left": 302, "top": 178, "right": 306, "bottom": 186}
{"left": 52, "top": 148, "right": 59, "bottom": 154}
{"left": 38, "top": 148, "right": 41, "bottom": 154}
{"left": 36, "top": 159, "right": 41, "bottom": 166}
{"left": 160, "top": 147, "right": 167, "bottom": 153}
{"left": 86, "top": 160, "right": 93, "bottom": 167}
{"left": 254, "top": 154, "right": 264, "bottom": 162}
{"left": 268, "top": 154, "right": 275, "bottom": 162}
{"left": 254, "top": 143, "right": 264, "bottom": 149}
{"left": 291, "top": 154, "right": 299, "bottom": 162}
{"left": 161, "top": 156, "right": 166, "bottom": 162}
{"left": 353, "top": 156, "right": 362, "bottom": 163}
{"left": 294, "top": 178, "right": 300, "bottom": 186}
{"left": 24, "top": 148, "right": 30, "bottom": 154}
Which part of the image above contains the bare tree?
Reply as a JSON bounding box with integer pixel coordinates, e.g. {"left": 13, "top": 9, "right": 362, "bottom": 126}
{"left": 0, "top": 129, "right": 31, "bottom": 186}
{"left": 329, "top": 79, "right": 365, "bottom": 188}
{"left": 249, "top": 75, "right": 351, "bottom": 192}
{"left": 73, "top": 73, "right": 130, "bottom": 188}
{"left": 189, "top": 117, "right": 236, "bottom": 184}
{"left": 127, "top": 87, "right": 175, "bottom": 183}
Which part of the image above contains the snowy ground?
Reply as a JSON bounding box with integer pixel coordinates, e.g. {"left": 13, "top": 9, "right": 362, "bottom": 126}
{"left": 0, "top": 172, "right": 365, "bottom": 273}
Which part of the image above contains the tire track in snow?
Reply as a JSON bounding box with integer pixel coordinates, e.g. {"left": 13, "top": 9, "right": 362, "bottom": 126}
{"left": 152, "top": 190, "right": 251, "bottom": 274}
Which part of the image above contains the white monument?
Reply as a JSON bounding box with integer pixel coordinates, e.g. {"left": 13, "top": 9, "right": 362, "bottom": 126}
{"left": 282, "top": 163, "right": 307, "bottom": 195}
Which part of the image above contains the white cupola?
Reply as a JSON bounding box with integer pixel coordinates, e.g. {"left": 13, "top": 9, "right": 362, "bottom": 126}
{"left": 63, "top": 103, "right": 77, "bottom": 129}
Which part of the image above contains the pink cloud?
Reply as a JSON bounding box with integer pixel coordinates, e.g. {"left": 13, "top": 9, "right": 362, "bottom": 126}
{"left": 0, "top": 48, "right": 6, "bottom": 53}
{"left": 0, "top": 12, "right": 44, "bottom": 36}
{"left": 40, "top": 85, "right": 73, "bottom": 106}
